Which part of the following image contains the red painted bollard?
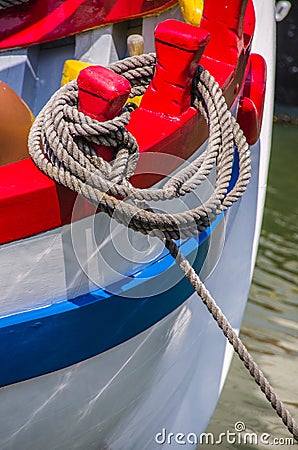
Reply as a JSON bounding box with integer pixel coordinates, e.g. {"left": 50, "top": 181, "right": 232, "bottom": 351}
{"left": 140, "top": 19, "right": 210, "bottom": 117}
{"left": 236, "top": 53, "right": 267, "bottom": 145}
{"left": 77, "top": 66, "right": 131, "bottom": 161}
{"left": 200, "top": 0, "right": 253, "bottom": 65}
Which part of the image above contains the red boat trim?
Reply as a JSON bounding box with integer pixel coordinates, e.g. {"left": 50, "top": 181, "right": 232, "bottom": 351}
{"left": 236, "top": 53, "right": 267, "bottom": 145}
{"left": 0, "top": 0, "right": 177, "bottom": 50}
{"left": 0, "top": 0, "right": 256, "bottom": 245}
{"left": 0, "top": 232, "right": 211, "bottom": 387}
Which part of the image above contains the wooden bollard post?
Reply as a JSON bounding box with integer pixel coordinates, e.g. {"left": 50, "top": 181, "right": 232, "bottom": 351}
{"left": 127, "top": 34, "right": 144, "bottom": 56}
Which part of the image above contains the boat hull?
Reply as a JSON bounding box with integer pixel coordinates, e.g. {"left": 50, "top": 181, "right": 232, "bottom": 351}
{"left": 0, "top": 138, "right": 263, "bottom": 448}
{"left": 0, "top": 0, "right": 177, "bottom": 51}
{"left": 0, "top": 0, "right": 275, "bottom": 447}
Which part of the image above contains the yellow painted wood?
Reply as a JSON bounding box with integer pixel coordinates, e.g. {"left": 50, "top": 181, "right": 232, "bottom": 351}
{"left": 61, "top": 60, "right": 94, "bottom": 86}
{"left": 178, "top": 0, "right": 204, "bottom": 26}
{"left": 128, "top": 95, "right": 142, "bottom": 107}
{"left": 61, "top": 60, "right": 143, "bottom": 107}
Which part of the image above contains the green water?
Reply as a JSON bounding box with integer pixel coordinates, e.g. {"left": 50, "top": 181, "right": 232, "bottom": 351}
{"left": 206, "top": 123, "right": 298, "bottom": 448}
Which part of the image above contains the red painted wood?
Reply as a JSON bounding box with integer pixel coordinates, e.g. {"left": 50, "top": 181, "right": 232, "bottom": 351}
{"left": 0, "top": 159, "right": 94, "bottom": 244}
{"left": 78, "top": 66, "right": 131, "bottom": 161}
{"left": 78, "top": 66, "right": 131, "bottom": 121}
{"left": 0, "top": 0, "right": 256, "bottom": 244}
{"left": 140, "top": 20, "right": 209, "bottom": 116}
{"left": 243, "top": 0, "right": 256, "bottom": 49}
{"left": 236, "top": 53, "right": 267, "bottom": 145}
{"left": 201, "top": 0, "right": 250, "bottom": 66}
{"left": 0, "top": 159, "right": 61, "bottom": 244}
{"left": 0, "top": 0, "right": 177, "bottom": 50}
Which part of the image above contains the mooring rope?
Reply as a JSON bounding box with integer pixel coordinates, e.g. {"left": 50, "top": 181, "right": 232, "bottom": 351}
{"left": 28, "top": 54, "right": 298, "bottom": 441}
{"left": 0, "top": 0, "right": 29, "bottom": 8}
{"left": 164, "top": 239, "right": 298, "bottom": 441}
{"left": 273, "top": 114, "right": 298, "bottom": 126}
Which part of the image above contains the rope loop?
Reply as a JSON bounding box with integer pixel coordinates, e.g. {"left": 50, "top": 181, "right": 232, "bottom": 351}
{"left": 29, "top": 58, "right": 251, "bottom": 238}
{"left": 28, "top": 51, "right": 298, "bottom": 441}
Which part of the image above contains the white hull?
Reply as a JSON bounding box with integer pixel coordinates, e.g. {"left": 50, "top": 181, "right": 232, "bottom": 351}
{"left": 0, "top": 296, "right": 231, "bottom": 450}
{"left": 0, "top": 137, "right": 267, "bottom": 449}
{"left": 0, "top": 0, "right": 275, "bottom": 448}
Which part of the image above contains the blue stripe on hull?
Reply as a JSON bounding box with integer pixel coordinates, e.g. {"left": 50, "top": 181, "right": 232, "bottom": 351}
{"left": 0, "top": 237, "right": 211, "bottom": 388}
{"left": 0, "top": 149, "right": 239, "bottom": 388}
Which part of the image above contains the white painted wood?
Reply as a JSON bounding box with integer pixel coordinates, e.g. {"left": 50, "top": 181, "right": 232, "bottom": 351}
{"left": 142, "top": 5, "right": 184, "bottom": 53}
{"left": 0, "top": 50, "right": 31, "bottom": 97}
{"left": 75, "top": 25, "right": 119, "bottom": 65}
{"left": 0, "top": 294, "right": 243, "bottom": 450}
{"left": 249, "top": 0, "right": 276, "bottom": 278}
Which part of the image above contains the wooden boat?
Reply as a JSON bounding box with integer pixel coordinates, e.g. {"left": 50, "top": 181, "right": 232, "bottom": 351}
{"left": 0, "top": 1, "right": 275, "bottom": 448}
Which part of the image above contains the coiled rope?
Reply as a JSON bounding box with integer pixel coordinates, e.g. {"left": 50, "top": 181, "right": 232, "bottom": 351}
{"left": 0, "top": 0, "right": 29, "bottom": 9}
{"left": 28, "top": 53, "right": 297, "bottom": 440}
{"left": 28, "top": 55, "right": 250, "bottom": 239}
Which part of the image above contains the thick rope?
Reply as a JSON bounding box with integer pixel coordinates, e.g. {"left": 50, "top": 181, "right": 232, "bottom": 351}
{"left": 28, "top": 54, "right": 297, "bottom": 441}
{"left": 0, "top": 0, "right": 29, "bottom": 8}
{"left": 28, "top": 59, "right": 250, "bottom": 239}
